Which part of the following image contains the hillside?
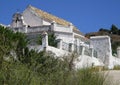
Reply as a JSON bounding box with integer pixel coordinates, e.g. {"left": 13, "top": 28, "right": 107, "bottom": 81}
{"left": 0, "top": 25, "right": 115, "bottom": 85}
{"left": 85, "top": 24, "right": 120, "bottom": 54}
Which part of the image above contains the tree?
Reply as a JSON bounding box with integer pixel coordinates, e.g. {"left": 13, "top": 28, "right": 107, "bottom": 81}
{"left": 118, "top": 29, "right": 120, "bottom": 35}
{"left": 110, "top": 24, "right": 119, "bottom": 34}
{"left": 37, "top": 33, "right": 57, "bottom": 47}
{"left": 15, "top": 32, "right": 28, "bottom": 58}
{"left": 0, "top": 25, "right": 28, "bottom": 61}
{"left": 48, "top": 33, "right": 57, "bottom": 47}
{"left": 99, "top": 28, "right": 110, "bottom": 33}
{"left": 0, "top": 25, "right": 17, "bottom": 58}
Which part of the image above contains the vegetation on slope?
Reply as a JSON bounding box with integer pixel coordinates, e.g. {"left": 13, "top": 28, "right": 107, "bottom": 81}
{"left": 0, "top": 25, "right": 114, "bottom": 85}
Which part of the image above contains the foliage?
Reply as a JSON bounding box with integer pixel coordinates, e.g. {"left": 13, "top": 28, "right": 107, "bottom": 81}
{"left": 112, "top": 41, "right": 120, "bottom": 54}
{"left": 37, "top": 33, "right": 57, "bottom": 47}
{"left": 0, "top": 60, "right": 32, "bottom": 85}
{"left": 110, "top": 24, "right": 119, "bottom": 35}
{"left": 0, "top": 26, "right": 16, "bottom": 56}
{"left": 0, "top": 25, "right": 115, "bottom": 85}
{"left": 37, "top": 34, "right": 42, "bottom": 45}
{"left": 76, "top": 68, "right": 111, "bottom": 85}
{"left": 0, "top": 25, "right": 28, "bottom": 59}
{"left": 113, "top": 65, "right": 120, "bottom": 70}
{"left": 0, "top": 53, "right": 113, "bottom": 85}
{"left": 48, "top": 33, "right": 57, "bottom": 47}
{"left": 99, "top": 24, "right": 120, "bottom": 35}
{"left": 15, "top": 32, "right": 28, "bottom": 57}
{"left": 99, "top": 28, "right": 110, "bottom": 33}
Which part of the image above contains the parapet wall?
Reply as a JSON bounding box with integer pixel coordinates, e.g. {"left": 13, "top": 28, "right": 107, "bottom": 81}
{"left": 90, "top": 36, "right": 113, "bottom": 68}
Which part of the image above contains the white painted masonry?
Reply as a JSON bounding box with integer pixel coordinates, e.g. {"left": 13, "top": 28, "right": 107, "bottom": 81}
{"left": 90, "top": 36, "right": 120, "bottom": 69}
{"left": 90, "top": 36, "right": 112, "bottom": 64}
{"left": 7, "top": 5, "right": 120, "bottom": 69}
{"left": 22, "top": 7, "right": 43, "bottom": 26}
{"left": 28, "top": 32, "right": 104, "bottom": 69}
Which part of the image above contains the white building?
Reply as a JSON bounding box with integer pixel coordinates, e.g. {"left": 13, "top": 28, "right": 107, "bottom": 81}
{"left": 8, "top": 5, "right": 120, "bottom": 69}
{"left": 10, "top": 5, "right": 88, "bottom": 45}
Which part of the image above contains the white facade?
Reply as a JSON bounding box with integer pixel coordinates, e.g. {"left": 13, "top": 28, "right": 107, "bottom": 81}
{"left": 28, "top": 32, "right": 104, "bottom": 69}
{"left": 22, "top": 7, "right": 43, "bottom": 26}
{"left": 43, "top": 20, "right": 51, "bottom": 25}
{"left": 8, "top": 5, "right": 120, "bottom": 69}
{"left": 90, "top": 36, "right": 120, "bottom": 69}
{"left": 90, "top": 36, "right": 112, "bottom": 62}
{"left": 10, "top": 5, "right": 86, "bottom": 45}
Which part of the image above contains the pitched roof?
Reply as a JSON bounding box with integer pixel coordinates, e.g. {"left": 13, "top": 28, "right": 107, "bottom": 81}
{"left": 27, "top": 5, "right": 83, "bottom": 35}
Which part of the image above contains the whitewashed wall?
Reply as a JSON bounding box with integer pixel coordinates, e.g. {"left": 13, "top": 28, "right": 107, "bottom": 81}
{"left": 90, "top": 36, "right": 113, "bottom": 69}
{"left": 111, "top": 56, "right": 120, "bottom": 66}
{"left": 13, "top": 26, "right": 50, "bottom": 33}
{"left": 43, "top": 20, "right": 51, "bottom": 25}
{"left": 55, "top": 32, "right": 74, "bottom": 43}
{"left": 74, "top": 55, "right": 104, "bottom": 69}
{"left": 22, "top": 7, "right": 43, "bottom": 26}
{"left": 10, "top": 13, "right": 26, "bottom": 28}
{"left": 54, "top": 24, "right": 72, "bottom": 33}
{"left": 11, "top": 21, "right": 23, "bottom": 28}
{"left": 27, "top": 26, "right": 50, "bottom": 33}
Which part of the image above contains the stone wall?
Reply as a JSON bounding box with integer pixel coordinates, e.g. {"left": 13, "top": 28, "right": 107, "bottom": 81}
{"left": 90, "top": 36, "right": 113, "bottom": 68}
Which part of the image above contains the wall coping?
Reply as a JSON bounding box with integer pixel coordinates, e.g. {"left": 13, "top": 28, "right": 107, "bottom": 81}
{"left": 90, "top": 35, "right": 110, "bottom": 39}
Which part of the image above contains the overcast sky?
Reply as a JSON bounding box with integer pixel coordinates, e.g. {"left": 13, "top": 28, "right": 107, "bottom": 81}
{"left": 0, "top": 0, "right": 120, "bottom": 33}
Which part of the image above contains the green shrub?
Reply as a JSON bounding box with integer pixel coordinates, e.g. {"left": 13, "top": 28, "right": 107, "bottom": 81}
{"left": 37, "top": 33, "right": 57, "bottom": 47}
{"left": 113, "top": 65, "right": 120, "bottom": 70}
{"left": 0, "top": 52, "right": 114, "bottom": 85}
{"left": 0, "top": 25, "right": 115, "bottom": 85}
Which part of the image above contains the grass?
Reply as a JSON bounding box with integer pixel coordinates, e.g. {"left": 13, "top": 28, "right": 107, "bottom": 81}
{"left": 0, "top": 51, "right": 116, "bottom": 85}
{"left": 113, "top": 65, "right": 120, "bottom": 70}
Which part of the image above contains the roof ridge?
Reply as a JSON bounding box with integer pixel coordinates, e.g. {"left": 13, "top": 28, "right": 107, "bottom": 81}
{"left": 28, "top": 5, "right": 70, "bottom": 26}
{"left": 27, "top": 5, "right": 83, "bottom": 35}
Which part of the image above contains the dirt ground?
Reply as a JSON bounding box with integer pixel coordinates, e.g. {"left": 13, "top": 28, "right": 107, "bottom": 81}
{"left": 103, "top": 70, "right": 120, "bottom": 85}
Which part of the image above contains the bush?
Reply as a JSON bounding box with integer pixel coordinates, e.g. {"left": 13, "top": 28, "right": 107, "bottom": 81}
{"left": 113, "top": 65, "right": 120, "bottom": 70}
{"left": 37, "top": 33, "right": 57, "bottom": 47}
{"left": 0, "top": 52, "right": 115, "bottom": 85}
{"left": 0, "top": 25, "right": 115, "bottom": 85}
